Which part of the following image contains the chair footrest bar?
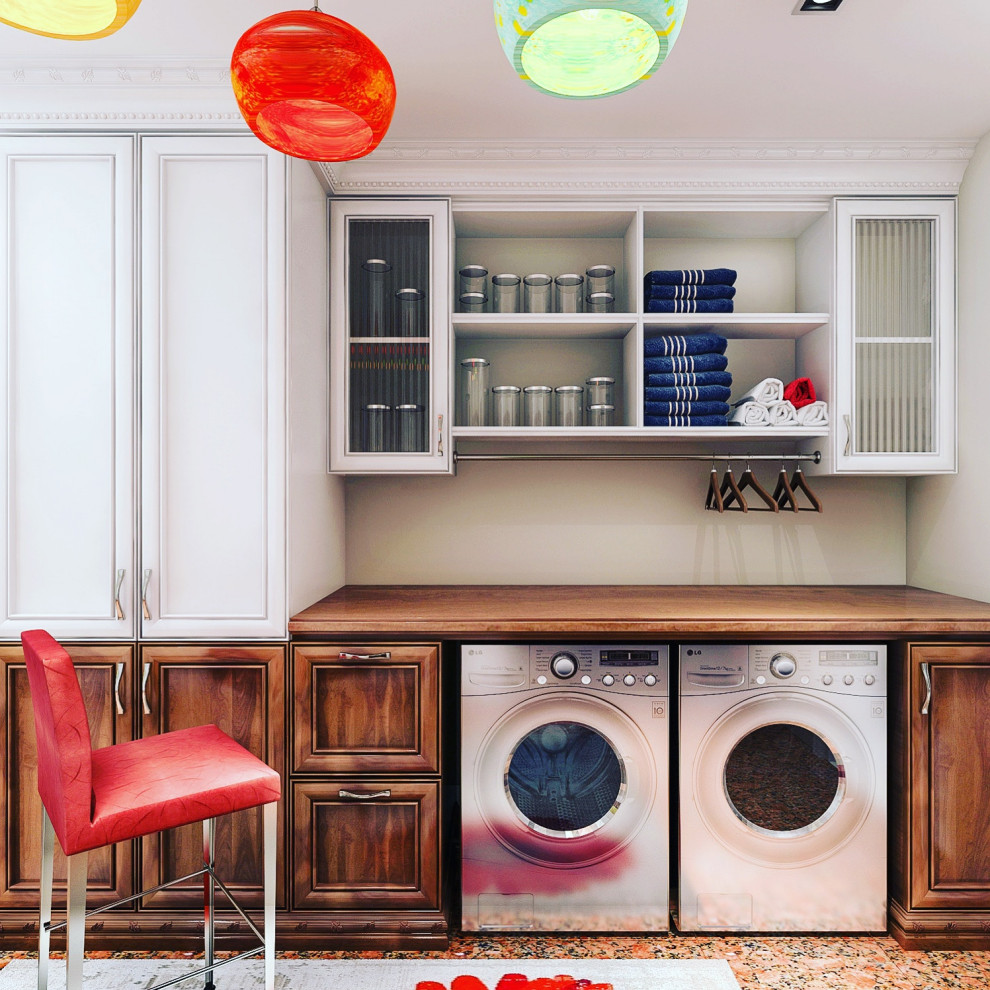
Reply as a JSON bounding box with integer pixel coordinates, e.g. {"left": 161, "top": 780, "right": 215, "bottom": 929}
{"left": 144, "top": 946, "right": 264, "bottom": 990}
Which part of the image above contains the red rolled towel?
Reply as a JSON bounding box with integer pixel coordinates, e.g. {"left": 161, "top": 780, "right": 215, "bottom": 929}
{"left": 783, "top": 377, "right": 816, "bottom": 408}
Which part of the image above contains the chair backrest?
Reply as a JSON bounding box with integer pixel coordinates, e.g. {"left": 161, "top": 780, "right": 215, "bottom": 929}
{"left": 20, "top": 630, "right": 93, "bottom": 852}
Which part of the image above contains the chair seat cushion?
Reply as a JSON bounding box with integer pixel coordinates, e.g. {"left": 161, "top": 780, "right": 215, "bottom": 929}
{"left": 67, "top": 724, "right": 281, "bottom": 854}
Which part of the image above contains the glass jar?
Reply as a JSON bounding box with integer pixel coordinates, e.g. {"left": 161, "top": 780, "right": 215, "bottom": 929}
{"left": 363, "top": 403, "right": 390, "bottom": 452}
{"left": 523, "top": 385, "right": 553, "bottom": 426}
{"left": 523, "top": 273, "right": 552, "bottom": 313}
{"left": 585, "top": 264, "right": 616, "bottom": 297}
{"left": 492, "top": 385, "right": 521, "bottom": 426}
{"left": 554, "top": 274, "right": 584, "bottom": 313}
{"left": 586, "top": 376, "right": 615, "bottom": 406}
{"left": 395, "top": 287, "right": 425, "bottom": 336}
{"left": 459, "top": 291, "right": 487, "bottom": 313}
{"left": 555, "top": 385, "right": 584, "bottom": 426}
{"left": 492, "top": 273, "right": 521, "bottom": 313}
{"left": 587, "top": 404, "right": 615, "bottom": 427}
{"left": 459, "top": 264, "right": 488, "bottom": 295}
{"left": 396, "top": 403, "right": 425, "bottom": 451}
{"left": 586, "top": 291, "right": 615, "bottom": 313}
{"left": 361, "top": 258, "right": 391, "bottom": 336}
{"left": 460, "top": 357, "right": 491, "bottom": 426}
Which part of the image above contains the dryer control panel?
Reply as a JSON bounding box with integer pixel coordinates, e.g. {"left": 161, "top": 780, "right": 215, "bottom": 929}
{"left": 680, "top": 643, "right": 886, "bottom": 697}
{"left": 462, "top": 643, "right": 669, "bottom": 697}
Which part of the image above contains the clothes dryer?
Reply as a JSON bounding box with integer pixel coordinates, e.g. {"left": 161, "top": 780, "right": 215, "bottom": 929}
{"left": 461, "top": 643, "right": 669, "bottom": 932}
{"left": 678, "top": 643, "right": 887, "bottom": 932}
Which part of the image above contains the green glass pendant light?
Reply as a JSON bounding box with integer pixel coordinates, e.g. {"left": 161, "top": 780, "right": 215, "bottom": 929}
{"left": 494, "top": 0, "right": 688, "bottom": 99}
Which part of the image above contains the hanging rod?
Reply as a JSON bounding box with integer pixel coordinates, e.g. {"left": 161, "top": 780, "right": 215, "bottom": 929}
{"left": 453, "top": 450, "right": 822, "bottom": 465}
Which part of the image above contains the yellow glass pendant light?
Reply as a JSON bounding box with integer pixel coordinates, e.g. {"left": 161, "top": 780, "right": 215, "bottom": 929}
{"left": 494, "top": 0, "right": 688, "bottom": 99}
{"left": 0, "top": 0, "right": 142, "bottom": 40}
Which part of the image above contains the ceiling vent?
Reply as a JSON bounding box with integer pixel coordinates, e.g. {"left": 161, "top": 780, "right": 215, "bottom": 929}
{"left": 793, "top": 0, "right": 843, "bottom": 11}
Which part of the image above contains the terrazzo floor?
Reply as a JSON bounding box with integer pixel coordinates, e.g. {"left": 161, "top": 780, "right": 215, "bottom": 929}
{"left": 3, "top": 934, "right": 990, "bottom": 989}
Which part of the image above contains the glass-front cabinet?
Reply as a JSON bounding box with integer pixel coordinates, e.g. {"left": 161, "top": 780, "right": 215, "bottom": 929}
{"left": 833, "top": 198, "right": 956, "bottom": 473}
{"left": 329, "top": 199, "right": 451, "bottom": 473}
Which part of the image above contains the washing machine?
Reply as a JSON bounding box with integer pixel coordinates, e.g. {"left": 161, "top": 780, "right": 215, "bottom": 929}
{"left": 461, "top": 642, "right": 669, "bottom": 932}
{"left": 678, "top": 643, "right": 887, "bottom": 932}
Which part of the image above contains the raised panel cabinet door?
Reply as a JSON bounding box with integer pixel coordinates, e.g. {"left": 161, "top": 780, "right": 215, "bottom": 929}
{"left": 139, "top": 135, "right": 286, "bottom": 638}
{"left": 292, "top": 781, "right": 440, "bottom": 911}
{"left": 292, "top": 644, "right": 440, "bottom": 774}
{"left": 908, "top": 645, "right": 990, "bottom": 910}
{"left": 833, "top": 198, "right": 956, "bottom": 474}
{"left": 137, "top": 645, "right": 285, "bottom": 910}
{"left": 0, "top": 645, "right": 134, "bottom": 909}
{"left": 0, "top": 135, "right": 135, "bottom": 638}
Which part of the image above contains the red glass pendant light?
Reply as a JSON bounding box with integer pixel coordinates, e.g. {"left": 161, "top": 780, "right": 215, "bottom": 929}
{"left": 230, "top": 3, "right": 396, "bottom": 162}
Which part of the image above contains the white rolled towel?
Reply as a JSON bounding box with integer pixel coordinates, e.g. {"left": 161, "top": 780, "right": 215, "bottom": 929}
{"left": 729, "top": 401, "right": 770, "bottom": 426}
{"left": 768, "top": 400, "right": 798, "bottom": 425}
{"left": 796, "top": 400, "right": 829, "bottom": 426}
{"left": 734, "top": 377, "right": 784, "bottom": 405}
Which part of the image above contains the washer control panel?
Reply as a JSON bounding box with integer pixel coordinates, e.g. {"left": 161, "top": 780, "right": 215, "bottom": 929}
{"left": 680, "top": 643, "right": 886, "bottom": 696}
{"left": 461, "top": 643, "right": 668, "bottom": 696}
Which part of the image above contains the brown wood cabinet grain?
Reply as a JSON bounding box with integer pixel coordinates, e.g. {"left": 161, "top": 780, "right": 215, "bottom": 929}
{"left": 137, "top": 645, "right": 286, "bottom": 911}
{"left": 292, "top": 780, "right": 439, "bottom": 912}
{"left": 0, "top": 645, "right": 135, "bottom": 909}
{"left": 292, "top": 644, "right": 440, "bottom": 774}
{"left": 890, "top": 642, "right": 990, "bottom": 949}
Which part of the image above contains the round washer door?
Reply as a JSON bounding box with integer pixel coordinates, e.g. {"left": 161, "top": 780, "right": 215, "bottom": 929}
{"left": 474, "top": 692, "right": 657, "bottom": 869}
{"left": 692, "top": 692, "right": 875, "bottom": 868}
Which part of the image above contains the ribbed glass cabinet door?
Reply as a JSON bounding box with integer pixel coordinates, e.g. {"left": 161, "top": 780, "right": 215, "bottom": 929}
{"left": 330, "top": 200, "right": 451, "bottom": 473}
{"left": 835, "top": 199, "right": 955, "bottom": 474}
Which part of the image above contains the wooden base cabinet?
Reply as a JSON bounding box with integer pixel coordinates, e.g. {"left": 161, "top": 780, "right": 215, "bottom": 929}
{"left": 289, "top": 644, "right": 447, "bottom": 946}
{"left": 890, "top": 643, "right": 990, "bottom": 948}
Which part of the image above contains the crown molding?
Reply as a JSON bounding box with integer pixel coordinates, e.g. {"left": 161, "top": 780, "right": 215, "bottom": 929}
{"left": 0, "top": 57, "right": 230, "bottom": 88}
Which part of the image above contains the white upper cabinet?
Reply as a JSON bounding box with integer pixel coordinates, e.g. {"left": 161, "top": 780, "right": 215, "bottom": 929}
{"left": 329, "top": 199, "right": 451, "bottom": 473}
{"left": 832, "top": 198, "right": 956, "bottom": 474}
{"left": 0, "top": 135, "right": 136, "bottom": 639}
{"left": 139, "top": 136, "right": 287, "bottom": 637}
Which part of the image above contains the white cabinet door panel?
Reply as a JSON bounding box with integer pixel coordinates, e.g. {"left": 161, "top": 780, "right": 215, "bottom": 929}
{"left": 0, "top": 136, "right": 135, "bottom": 638}
{"left": 140, "top": 136, "right": 285, "bottom": 638}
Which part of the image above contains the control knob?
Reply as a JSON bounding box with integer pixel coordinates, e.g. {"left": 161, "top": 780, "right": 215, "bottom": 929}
{"left": 623, "top": 674, "right": 636, "bottom": 686}
{"left": 549, "top": 652, "right": 577, "bottom": 679}
{"left": 822, "top": 674, "right": 834, "bottom": 686}
{"left": 843, "top": 674, "right": 855, "bottom": 686}
{"left": 602, "top": 674, "right": 615, "bottom": 686}
{"left": 644, "top": 674, "right": 658, "bottom": 687}
{"left": 769, "top": 653, "right": 797, "bottom": 679}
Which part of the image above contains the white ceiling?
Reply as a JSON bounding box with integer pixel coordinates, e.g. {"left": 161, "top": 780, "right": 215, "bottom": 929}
{"left": 2, "top": 0, "right": 989, "bottom": 145}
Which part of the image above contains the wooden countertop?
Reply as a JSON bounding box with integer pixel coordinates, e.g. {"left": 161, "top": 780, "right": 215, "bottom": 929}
{"left": 288, "top": 585, "right": 990, "bottom": 638}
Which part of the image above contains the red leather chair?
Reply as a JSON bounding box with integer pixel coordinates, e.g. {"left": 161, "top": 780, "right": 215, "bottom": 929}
{"left": 20, "top": 629, "right": 281, "bottom": 990}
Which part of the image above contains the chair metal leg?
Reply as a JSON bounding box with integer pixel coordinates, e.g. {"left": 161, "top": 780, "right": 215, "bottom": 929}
{"left": 38, "top": 808, "right": 55, "bottom": 990}
{"left": 263, "top": 802, "right": 277, "bottom": 990}
{"left": 203, "top": 817, "right": 216, "bottom": 990}
{"left": 65, "top": 850, "right": 88, "bottom": 990}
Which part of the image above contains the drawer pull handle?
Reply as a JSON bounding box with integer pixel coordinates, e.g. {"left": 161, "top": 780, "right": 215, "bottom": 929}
{"left": 113, "top": 662, "right": 125, "bottom": 715}
{"left": 141, "top": 569, "right": 152, "bottom": 620}
{"left": 843, "top": 414, "right": 852, "bottom": 457}
{"left": 338, "top": 652, "right": 391, "bottom": 661}
{"left": 437, "top": 414, "right": 444, "bottom": 457}
{"left": 338, "top": 789, "right": 391, "bottom": 801}
{"left": 114, "top": 568, "right": 125, "bottom": 620}
{"left": 141, "top": 661, "right": 152, "bottom": 716}
{"left": 921, "top": 661, "right": 932, "bottom": 716}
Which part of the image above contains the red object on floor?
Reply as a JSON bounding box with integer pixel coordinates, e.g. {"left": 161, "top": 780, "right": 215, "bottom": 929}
{"left": 783, "top": 377, "right": 816, "bottom": 408}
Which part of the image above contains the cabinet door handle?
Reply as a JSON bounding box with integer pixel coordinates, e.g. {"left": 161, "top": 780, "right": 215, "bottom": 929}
{"left": 921, "top": 661, "right": 932, "bottom": 716}
{"left": 141, "top": 569, "right": 152, "bottom": 620}
{"left": 113, "top": 662, "right": 126, "bottom": 715}
{"left": 437, "top": 414, "right": 444, "bottom": 456}
{"left": 338, "top": 651, "right": 391, "bottom": 661}
{"left": 843, "top": 414, "right": 852, "bottom": 457}
{"left": 141, "top": 661, "right": 152, "bottom": 716}
{"left": 114, "top": 569, "right": 125, "bottom": 620}
{"left": 338, "top": 789, "right": 391, "bottom": 801}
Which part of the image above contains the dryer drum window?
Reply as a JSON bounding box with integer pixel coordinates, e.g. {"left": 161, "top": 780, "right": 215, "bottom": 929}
{"left": 723, "top": 722, "right": 845, "bottom": 836}
{"left": 505, "top": 720, "right": 626, "bottom": 838}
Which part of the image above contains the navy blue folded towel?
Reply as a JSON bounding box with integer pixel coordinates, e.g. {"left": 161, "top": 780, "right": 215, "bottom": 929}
{"left": 644, "top": 353, "right": 729, "bottom": 374}
{"left": 646, "top": 299, "right": 734, "bottom": 314}
{"left": 644, "top": 401, "right": 730, "bottom": 417}
{"left": 647, "top": 284, "right": 736, "bottom": 301}
{"left": 645, "top": 385, "right": 732, "bottom": 403}
{"left": 644, "top": 268, "right": 737, "bottom": 286}
{"left": 646, "top": 370, "right": 733, "bottom": 388}
{"left": 644, "top": 414, "right": 729, "bottom": 427}
{"left": 644, "top": 333, "right": 728, "bottom": 357}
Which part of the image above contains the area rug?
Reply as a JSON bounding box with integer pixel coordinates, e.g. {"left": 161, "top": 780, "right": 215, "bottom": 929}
{"left": 0, "top": 957, "right": 739, "bottom": 990}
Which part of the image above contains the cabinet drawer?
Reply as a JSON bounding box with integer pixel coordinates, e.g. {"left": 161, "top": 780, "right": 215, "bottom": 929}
{"left": 291, "top": 780, "right": 440, "bottom": 911}
{"left": 292, "top": 644, "right": 440, "bottom": 774}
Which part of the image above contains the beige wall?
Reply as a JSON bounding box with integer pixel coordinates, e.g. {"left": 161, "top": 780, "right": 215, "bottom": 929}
{"left": 907, "top": 132, "right": 990, "bottom": 603}
{"left": 346, "top": 462, "right": 906, "bottom": 585}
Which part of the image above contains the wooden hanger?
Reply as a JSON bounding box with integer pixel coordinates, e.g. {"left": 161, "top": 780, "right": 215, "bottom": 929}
{"left": 737, "top": 461, "right": 779, "bottom": 512}
{"left": 773, "top": 463, "right": 800, "bottom": 513}
{"left": 790, "top": 465, "right": 823, "bottom": 512}
{"left": 719, "top": 463, "right": 748, "bottom": 512}
{"left": 705, "top": 463, "right": 725, "bottom": 512}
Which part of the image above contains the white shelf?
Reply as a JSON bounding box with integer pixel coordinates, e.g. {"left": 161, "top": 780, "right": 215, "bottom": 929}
{"left": 452, "top": 426, "right": 829, "bottom": 442}
{"left": 643, "top": 313, "right": 829, "bottom": 338}
{"left": 453, "top": 313, "right": 636, "bottom": 339}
